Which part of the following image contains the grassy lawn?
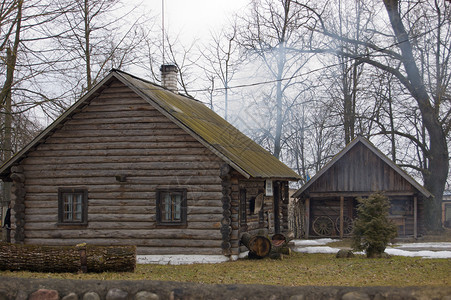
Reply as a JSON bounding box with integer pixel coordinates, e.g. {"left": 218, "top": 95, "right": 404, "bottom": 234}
{"left": 1, "top": 252, "right": 450, "bottom": 286}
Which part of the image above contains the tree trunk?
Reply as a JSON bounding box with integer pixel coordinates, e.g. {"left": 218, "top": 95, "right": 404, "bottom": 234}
{"left": 383, "top": 0, "right": 448, "bottom": 231}
{"left": 84, "top": 0, "right": 92, "bottom": 91}
{"left": 1, "top": 1, "right": 22, "bottom": 242}
{"left": 273, "top": 44, "right": 285, "bottom": 159}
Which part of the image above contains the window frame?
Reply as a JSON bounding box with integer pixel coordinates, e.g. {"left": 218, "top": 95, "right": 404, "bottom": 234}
{"left": 156, "top": 189, "right": 187, "bottom": 227}
{"left": 57, "top": 188, "right": 88, "bottom": 226}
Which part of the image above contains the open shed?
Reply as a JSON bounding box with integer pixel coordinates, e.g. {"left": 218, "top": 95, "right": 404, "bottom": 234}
{"left": 292, "top": 136, "right": 432, "bottom": 239}
{"left": 442, "top": 190, "right": 451, "bottom": 228}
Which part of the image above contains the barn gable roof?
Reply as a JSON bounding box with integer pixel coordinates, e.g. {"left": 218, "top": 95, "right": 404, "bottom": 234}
{"left": 292, "top": 136, "right": 431, "bottom": 198}
{"left": 0, "top": 70, "right": 300, "bottom": 181}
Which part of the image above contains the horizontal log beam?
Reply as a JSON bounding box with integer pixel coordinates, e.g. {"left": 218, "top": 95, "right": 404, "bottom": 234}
{"left": 25, "top": 184, "right": 222, "bottom": 194}
{"left": 35, "top": 141, "right": 204, "bottom": 151}
{"left": 24, "top": 192, "right": 223, "bottom": 202}
{"left": 23, "top": 162, "right": 221, "bottom": 172}
{"left": 39, "top": 134, "right": 197, "bottom": 144}
{"left": 27, "top": 147, "right": 210, "bottom": 158}
{"left": 25, "top": 176, "right": 222, "bottom": 186}
{"left": 66, "top": 115, "right": 174, "bottom": 125}
{"left": 24, "top": 221, "right": 222, "bottom": 231}
{"left": 24, "top": 228, "right": 222, "bottom": 240}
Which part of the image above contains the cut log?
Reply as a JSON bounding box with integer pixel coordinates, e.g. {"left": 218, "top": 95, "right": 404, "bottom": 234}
{"left": 241, "top": 233, "right": 271, "bottom": 259}
{"left": 271, "top": 233, "right": 287, "bottom": 247}
{"left": 271, "top": 246, "right": 291, "bottom": 256}
{"left": 85, "top": 244, "right": 136, "bottom": 273}
{"left": 0, "top": 243, "right": 136, "bottom": 273}
{"left": 269, "top": 233, "right": 291, "bottom": 258}
{"left": 269, "top": 252, "right": 284, "bottom": 260}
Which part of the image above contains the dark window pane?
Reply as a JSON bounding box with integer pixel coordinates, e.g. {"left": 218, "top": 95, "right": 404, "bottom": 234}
{"left": 58, "top": 189, "right": 87, "bottom": 225}
{"left": 157, "top": 189, "right": 186, "bottom": 225}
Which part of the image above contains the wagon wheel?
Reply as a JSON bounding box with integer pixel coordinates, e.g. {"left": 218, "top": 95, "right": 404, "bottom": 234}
{"left": 335, "top": 216, "right": 353, "bottom": 235}
{"left": 312, "top": 216, "right": 334, "bottom": 236}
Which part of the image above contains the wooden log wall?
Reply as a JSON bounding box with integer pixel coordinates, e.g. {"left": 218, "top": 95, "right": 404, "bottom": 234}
{"left": 281, "top": 181, "right": 289, "bottom": 233}
{"left": 238, "top": 179, "right": 270, "bottom": 236}
{"left": 10, "top": 166, "right": 26, "bottom": 243}
{"left": 229, "top": 174, "right": 241, "bottom": 255}
{"left": 19, "top": 80, "right": 227, "bottom": 255}
{"left": 220, "top": 164, "right": 232, "bottom": 256}
{"left": 235, "top": 178, "right": 281, "bottom": 254}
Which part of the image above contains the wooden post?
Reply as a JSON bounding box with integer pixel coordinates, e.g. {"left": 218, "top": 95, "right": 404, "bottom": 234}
{"left": 413, "top": 196, "right": 418, "bottom": 239}
{"left": 339, "top": 196, "right": 344, "bottom": 239}
{"left": 282, "top": 181, "right": 289, "bottom": 233}
{"left": 274, "top": 182, "right": 280, "bottom": 234}
{"left": 220, "top": 164, "right": 232, "bottom": 256}
{"left": 442, "top": 202, "right": 445, "bottom": 228}
{"left": 305, "top": 198, "right": 310, "bottom": 239}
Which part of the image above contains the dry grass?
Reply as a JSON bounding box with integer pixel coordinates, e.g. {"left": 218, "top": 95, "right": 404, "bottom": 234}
{"left": 1, "top": 252, "right": 450, "bottom": 287}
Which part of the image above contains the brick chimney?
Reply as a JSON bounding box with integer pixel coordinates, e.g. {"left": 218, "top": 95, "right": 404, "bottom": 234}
{"left": 160, "top": 64, "right": 178, "bottom": 93}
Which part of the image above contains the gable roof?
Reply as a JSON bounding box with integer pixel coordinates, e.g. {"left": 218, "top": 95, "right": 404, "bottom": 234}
{"left": 292, "top": 136, "right": 431, "bottom": 198}
{"left": 0, "top": 70, "right": 300, "bottom": 181}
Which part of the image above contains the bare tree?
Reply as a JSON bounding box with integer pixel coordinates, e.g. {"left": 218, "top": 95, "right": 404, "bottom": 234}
{"left": 297, "top": 0, "right": 450, "bottom": 230}
{"left": 199, "top": 20, "right": 242, "bottom": 120}
{"left": 238, "top": 0, "right": 314, "bottom": 159}
{"left": 52, "top": 0, "right": 151, "bottom": 97}
{"left": 137, "top": 29, "right": 200, "bottom": 99}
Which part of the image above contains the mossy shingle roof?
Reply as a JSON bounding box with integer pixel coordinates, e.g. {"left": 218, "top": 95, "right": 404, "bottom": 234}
{"left": 0, "top": 70, "right": 300, "bottom": 181}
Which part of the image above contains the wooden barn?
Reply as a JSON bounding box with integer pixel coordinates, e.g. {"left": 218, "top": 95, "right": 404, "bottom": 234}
{"left": 292, "top": 136, "right": 432, "bottom": 239}
{"left": 443, "top": 190, "right": 451, "bottom": 228}
{"left": 0, "top": 68, "right": 300, "bottom": 262}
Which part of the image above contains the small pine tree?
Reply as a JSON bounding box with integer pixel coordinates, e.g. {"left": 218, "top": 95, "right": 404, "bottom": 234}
{"left": 352, "top": 192, "right": 398, "bottom": 258}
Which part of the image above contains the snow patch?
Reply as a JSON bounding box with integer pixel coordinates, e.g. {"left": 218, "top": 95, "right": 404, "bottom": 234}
{"left": 385, "top": 248, "right": 451, "bottom": 259}
{"left": 293, "top": 246, "right": 341, "bottom": 254}
{"left": 291, "top": 238, "right": 335, "bottom": 247}
{"left": 137, "top": 255, "right": 239, "bottom": 265}
{"left": 291, "top": 239, "right": 451, "bottom": 259}
{"left": 396, "top": 242, "right": 451, "bottom": 249}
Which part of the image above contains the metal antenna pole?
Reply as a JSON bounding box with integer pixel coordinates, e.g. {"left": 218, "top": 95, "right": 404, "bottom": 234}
{"left": 162, "top": 0, "right": 165, "bottom": 64}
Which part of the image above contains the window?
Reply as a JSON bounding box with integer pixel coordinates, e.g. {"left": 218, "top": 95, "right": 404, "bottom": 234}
{"left": 58, "top": 188, "right": 88, "bottom": 225}
{"left": 265, "top": 180, "right": 273, "bottom": 196}
{"left": 156, "top": 189, "right": 187, "bottom": 226}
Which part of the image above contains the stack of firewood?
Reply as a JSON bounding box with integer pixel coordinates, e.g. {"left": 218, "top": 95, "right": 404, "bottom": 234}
{"left": 241, "top": 232, "right": 292, "bottom": 260}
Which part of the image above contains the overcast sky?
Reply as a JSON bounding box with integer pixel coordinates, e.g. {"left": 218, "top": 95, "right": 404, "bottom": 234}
{"left": 145, "top": 0, "right": 248, "bottom": 43}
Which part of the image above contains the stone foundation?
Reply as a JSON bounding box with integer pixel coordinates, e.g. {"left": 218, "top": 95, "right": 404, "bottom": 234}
{"left": 0, "top": 277, "right": 450, "bottom": 300}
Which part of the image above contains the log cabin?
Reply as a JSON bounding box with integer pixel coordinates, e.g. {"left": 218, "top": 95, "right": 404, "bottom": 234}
{"left": 292, "top": 136, "right": 432, "bottom": 239}
{"left": 0, "top": 67, "right": 301, "bottom": 262}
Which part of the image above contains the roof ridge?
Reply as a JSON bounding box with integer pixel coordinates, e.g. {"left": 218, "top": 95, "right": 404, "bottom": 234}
{"left": 111, "top": 69, "right": 199, "bottom": 101}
